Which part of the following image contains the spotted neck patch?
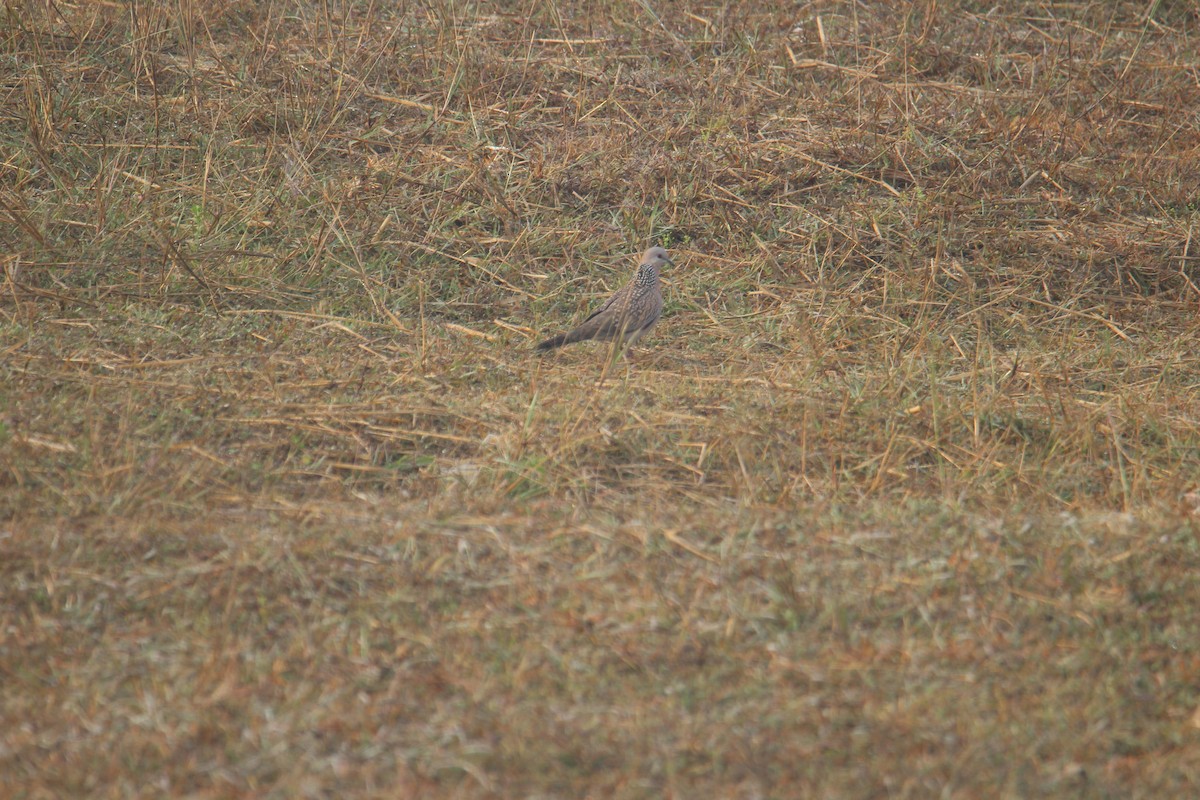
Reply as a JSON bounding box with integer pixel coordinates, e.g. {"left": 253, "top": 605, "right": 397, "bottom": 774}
{"left": 635, "top": 263, "right": 659, "bottom": 286}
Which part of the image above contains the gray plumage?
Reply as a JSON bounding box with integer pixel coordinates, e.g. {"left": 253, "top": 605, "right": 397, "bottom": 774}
{"left": 536, "top": 246, "right": 672, "bottom": 354}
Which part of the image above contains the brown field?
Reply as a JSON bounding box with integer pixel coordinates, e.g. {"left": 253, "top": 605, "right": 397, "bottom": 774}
{"left": 4, "top": 1, "right": 1200, "bottom": 797}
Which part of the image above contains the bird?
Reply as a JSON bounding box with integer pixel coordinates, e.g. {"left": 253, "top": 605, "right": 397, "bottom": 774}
{"left": 535, "top": 246, "right": 673, "bottom": 356}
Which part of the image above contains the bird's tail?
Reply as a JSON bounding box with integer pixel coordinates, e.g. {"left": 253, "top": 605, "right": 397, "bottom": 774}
{"left": 535, "top": 333, "right": 568, "bottom": 351}
{"left": 536, "top": 324, "right": 595, "bottom": 351}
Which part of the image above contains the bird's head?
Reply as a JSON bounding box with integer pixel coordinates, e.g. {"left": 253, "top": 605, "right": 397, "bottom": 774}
{"left": 641, "top": 246, "right": 675, "bottom": 271}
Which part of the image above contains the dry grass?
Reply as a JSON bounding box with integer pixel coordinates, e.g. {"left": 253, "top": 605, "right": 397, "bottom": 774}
{"left": 4, "top": 0, "right": 1200, "bottom": 796}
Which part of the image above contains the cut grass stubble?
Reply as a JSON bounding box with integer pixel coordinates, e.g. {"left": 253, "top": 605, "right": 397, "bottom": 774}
{"left": 4, "top": 1, "right": 1200, "bottom": 797}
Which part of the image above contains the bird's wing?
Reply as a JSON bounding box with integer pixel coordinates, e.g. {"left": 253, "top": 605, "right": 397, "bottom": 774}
{"left": 568, "top": 288, "right": 633, "bottom": 341}
{"left": 580, "top": 285, "right": 626, "bottom": 324}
